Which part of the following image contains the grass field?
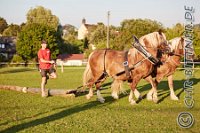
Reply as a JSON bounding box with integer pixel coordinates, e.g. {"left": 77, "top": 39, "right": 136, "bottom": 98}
{"left": 0, "top": 67, "right": 200, "bottom": 133}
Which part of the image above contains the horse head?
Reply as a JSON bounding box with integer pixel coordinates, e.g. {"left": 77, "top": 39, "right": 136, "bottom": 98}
{"left": 131, "top": 31, "right": 170, "bottom": 59}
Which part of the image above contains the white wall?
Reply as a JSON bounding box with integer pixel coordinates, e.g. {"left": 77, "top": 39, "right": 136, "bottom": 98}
{"left": 57, "top": 59, "right": 83, "bottom": 66}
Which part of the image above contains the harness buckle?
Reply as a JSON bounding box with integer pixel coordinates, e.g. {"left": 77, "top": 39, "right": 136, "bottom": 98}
{"left": 123, "top": 61, "right": 128, "bottom": 66}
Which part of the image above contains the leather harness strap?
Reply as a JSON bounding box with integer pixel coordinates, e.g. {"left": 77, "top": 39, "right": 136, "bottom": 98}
{"left": 123, "top": 50, "right": 131, "bottom": 79}
{"left": 95, "top": 49, "right": 108, "bottom": 84}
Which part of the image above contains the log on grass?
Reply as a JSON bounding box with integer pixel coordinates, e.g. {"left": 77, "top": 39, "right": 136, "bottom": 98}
{"left": 0, "top": 85, "right": 87, "bottom": 97}
{"left": 0, "top": 85, "right": 23, "bottom": 92}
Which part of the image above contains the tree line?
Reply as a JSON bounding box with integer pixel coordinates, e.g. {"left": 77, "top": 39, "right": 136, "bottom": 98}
{"left": 0, "top": 6, "right": 199, "bottom": 63}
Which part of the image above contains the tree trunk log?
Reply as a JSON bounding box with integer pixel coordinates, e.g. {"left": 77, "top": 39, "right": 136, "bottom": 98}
{"left": 0, "top": 85, "right": 87, "bottom": 97}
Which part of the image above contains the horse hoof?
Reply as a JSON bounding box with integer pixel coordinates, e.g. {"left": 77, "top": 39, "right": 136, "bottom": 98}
{"left": 153, "top": 98, "right": 158, "bottom": 103}
{"left": 111, "top": 93, "right": 119, "bottom": 99}
{"left": 147, "top": 96, "right": 153, "bottom": 101}
{"left": 130, "top": 100, "right": 137, "bottom": 105}
{"left": 86, "top": 95, "right": 92, "bottom": 100}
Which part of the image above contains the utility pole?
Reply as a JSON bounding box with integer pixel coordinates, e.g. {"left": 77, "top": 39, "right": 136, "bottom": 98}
{"left": 106, "top": 11, "right": 110, "bottom": 49}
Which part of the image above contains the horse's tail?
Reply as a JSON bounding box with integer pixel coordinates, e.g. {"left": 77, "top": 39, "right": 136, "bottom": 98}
{"left": 83, "top": 53, "right": 93, "bottom": 88}
{"left": 111, "top": 79, "right": 125, "bottom": 99}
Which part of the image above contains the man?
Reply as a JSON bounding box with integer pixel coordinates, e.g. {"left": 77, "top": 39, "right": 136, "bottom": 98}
{"left": 38, "top": 40, "right": 57, "bottom": 97}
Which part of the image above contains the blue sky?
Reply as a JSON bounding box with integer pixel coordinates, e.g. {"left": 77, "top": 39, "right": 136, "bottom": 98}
{"left": 0, "top": 0, "right": 199, "bottom": 28}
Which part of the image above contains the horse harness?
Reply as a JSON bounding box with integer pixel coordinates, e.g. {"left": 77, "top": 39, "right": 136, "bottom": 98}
{"left": 116, "top": 41, "right": 160, "bottom": 79}
{"left": 94, "top": 49, "right": 109, "bottom": 84}
{"left": 95, "top": 40, "right": 161, "bottom": 83}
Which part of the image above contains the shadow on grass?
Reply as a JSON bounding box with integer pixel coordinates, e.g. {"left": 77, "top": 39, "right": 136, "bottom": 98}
{"left": 1, "top": 94, "right": 127, "bottom": 133}
{"left": 0, "top": 68, "right": 35, "bottom": 74}
{"left": 74, "top": 81, "right": 113, "bottom": 97}
{"left": 80, "top": 77, "right": 199, "bottom": 104}
{"left": 136, "top": 78, "right": 200, "bottom": 103}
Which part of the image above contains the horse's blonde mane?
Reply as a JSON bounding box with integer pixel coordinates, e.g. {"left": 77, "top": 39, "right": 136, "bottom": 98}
{"left": 139, "top": 32, "right": 166, "bottom": 48}
{"left": 129, "top": 32, "right": 166, "bottom": 57}
{"left": 169, "top": 37, "right": 182, "bottom": 51}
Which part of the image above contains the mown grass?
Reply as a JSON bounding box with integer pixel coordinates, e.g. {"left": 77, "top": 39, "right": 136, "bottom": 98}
{"left": 0, "top": 67, "right": 200, "bottom": 133}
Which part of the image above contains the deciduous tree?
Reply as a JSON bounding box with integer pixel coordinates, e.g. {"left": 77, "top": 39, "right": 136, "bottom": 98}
{"left": 2, "top": 24, "right": 21, "bottom": 36}
{"left": 16, "top": 23, "right": 59, "bottom": 61}
{"left": 26, "top": 6, "right": 59, "bottom": 30}
{"left": 0, "top": 17, "right": 8, "bottom": 34}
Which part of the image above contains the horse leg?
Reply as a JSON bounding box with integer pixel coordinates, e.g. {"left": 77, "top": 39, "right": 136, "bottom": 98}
{"left": 133, "top": 89, "right": 142, "bottom": 100}
{"left": 86, "top": 79, "right": 95, "bottom": 99}
{"left": 145, "top": 76, "right": 158, "bottom": 103}
{"left": 128, "top": 77, "right": 141, "bottom": 105}
{"left": 111, "top": 79, "right": 123, "bottom": 99}
{"left": 145, "top": 76, "right": 154, "bottom": 101}
{"left": 96, "top": 82, "right": 105, "bottom": 103}
{"left": 129, "top": 87, "right": 142, "bottom": 100}
{"left": 168, "top": 75, "right": 179, "bottom": 100}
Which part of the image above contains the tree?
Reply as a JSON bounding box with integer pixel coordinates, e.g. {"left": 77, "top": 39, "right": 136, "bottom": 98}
{"left": 89, "top": 19, "right": 164, "bottom": 51}
{"left": 88, "top": 24, "right": 107, "bottom": 49}
{"left": 16, "top": 23, "right": 59, "bottom": 61}
{"left": 165, "top": 23, "right": 184, "bottom": 40}
{"left": 2, "top": 24, "right": 21, "bottom": 36}
{"left": 193, "top": 25, "right": 200, "bottom": 60}
{"left": 117, "top": 19, "right": 164, "bottom": 49}
{"left": 0, "top": 17, "right": 8, "bottom": 34}
{"left": 62, "top": 24, "right": 78, "bottom": 41}
{"left": 26, "top": 6, "right": 59, "bottom": 30}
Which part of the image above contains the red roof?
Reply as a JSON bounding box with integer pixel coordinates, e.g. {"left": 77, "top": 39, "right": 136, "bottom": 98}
{"left": 57, "top": 54, "right": 84, "bottom": 61}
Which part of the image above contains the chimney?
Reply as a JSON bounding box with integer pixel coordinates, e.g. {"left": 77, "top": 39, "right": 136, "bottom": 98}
{"left": 82, "top": 18, "right": 86, "bottom": 24}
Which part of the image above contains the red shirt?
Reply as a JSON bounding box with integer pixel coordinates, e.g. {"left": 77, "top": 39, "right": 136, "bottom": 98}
{"left": 38, "top": 48, "right": 51, "bottom": 69}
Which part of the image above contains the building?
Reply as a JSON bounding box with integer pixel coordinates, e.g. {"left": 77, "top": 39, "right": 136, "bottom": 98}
{"left": 78, "top": 18, "right": 97, "bottom": 40}
{"left": 57, "top": 54, "right": 85, "bottom": 66}
{"left": 62, "top": 24, "right": 78, "bottom": 38}
{"left": 0, "top": 36, "right": 16, "bottom": 61}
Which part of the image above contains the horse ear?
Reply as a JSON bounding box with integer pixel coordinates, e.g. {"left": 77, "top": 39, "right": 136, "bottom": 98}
{"left": 180, "top": 37, "right": 184, "bottom": 42}
{"left": 133, "top": 35, "right": 139, "bottom": 43}
{"left": 158, "top": 29, "right": 163, "bottom": 35}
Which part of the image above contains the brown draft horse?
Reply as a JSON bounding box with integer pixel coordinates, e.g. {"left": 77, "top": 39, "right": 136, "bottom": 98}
{"left": 127, "top": 37, "right": 185, "bottom": 102}
{"left": 83, "top": 31, "right": 169, "bottom": 105}
{"left": 146, "top": 37, "right": 185, "bottom": 100}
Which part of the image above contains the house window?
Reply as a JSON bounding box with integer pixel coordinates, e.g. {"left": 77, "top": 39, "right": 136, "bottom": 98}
{"left": 0, "top": 44, "right": 5, "bottom": 49}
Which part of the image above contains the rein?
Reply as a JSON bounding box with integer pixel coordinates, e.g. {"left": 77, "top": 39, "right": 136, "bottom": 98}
{"left": 115, "top": 58, "right": 147, "bottom": 77}
{"left": 132, "top": 41, "right": 159, "bottom": 65}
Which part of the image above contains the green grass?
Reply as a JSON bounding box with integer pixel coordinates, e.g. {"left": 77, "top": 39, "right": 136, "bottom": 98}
{"left": 0, "top": 67, "right": 200, "bottom": 133}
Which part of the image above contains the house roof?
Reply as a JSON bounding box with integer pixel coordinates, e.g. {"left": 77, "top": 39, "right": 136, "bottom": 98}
{"left": 57, "top": 54, "right": 84, "bottom": 61}
{"left": 84, "top": 24, "right": 97, "bottom": 31}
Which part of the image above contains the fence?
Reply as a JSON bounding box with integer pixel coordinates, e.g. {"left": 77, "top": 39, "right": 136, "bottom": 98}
{"left": 0, "top": 62, "right": 200, "bottom": 72}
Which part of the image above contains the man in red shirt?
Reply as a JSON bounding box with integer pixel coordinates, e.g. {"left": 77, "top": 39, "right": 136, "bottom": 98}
{"left": 38, "top": 40, "right": 57, "bottom": 97}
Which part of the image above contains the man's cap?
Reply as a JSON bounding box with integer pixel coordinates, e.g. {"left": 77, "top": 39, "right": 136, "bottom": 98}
{"left": 41, "top": 40, "right": 47, "bottom": 44}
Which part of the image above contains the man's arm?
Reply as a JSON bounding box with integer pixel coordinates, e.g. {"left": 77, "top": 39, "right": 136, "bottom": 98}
{"left": 40, "top": 58, "right": 55, "bottom": 64}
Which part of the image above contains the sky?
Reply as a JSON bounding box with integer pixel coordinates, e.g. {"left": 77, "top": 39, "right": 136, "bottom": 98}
{"left": 0, "top": 0, "right": 199, "bottom": 28}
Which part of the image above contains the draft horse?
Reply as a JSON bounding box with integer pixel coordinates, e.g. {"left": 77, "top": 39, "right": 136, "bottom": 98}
{"left": 83, "top": 31, "right": 169, "bottom": 105}
{"left": 120, "top": 37, "right": 187, "bottom": 102}
{"left": 144, "top": 37, "right": 186, "bottom": 101}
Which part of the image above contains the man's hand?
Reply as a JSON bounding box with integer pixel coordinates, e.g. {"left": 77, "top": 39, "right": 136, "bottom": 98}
{"left": 49, "top": 60, "right": 55, "bottom": 64}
